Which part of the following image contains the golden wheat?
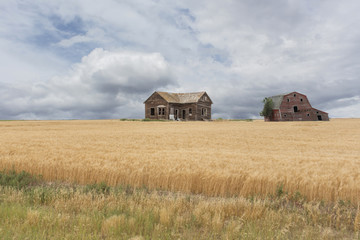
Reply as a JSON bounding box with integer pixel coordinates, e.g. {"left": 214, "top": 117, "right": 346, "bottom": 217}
{"left": 0, "top": 119, "right": 359, "bottom": 202}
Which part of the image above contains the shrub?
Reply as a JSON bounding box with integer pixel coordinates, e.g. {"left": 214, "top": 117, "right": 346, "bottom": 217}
{"left": 259, "top": 98, "right": 274, "bottom": 117}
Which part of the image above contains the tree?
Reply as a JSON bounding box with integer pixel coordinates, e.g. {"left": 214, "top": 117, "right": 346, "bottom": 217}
{"left": 259, "top": 98, "right": 274, "bottom": 117}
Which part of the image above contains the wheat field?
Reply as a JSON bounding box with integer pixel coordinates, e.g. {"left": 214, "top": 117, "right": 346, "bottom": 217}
{"left": 0, "top": 119, "right": 359, "bottom": 202}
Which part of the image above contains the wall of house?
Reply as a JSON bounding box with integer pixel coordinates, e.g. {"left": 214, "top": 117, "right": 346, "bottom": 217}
{"left": 144, "top": 93, "right": 169, "bottom": 120}
{"left": 169, "top": 103, "right": 198, "bottom": 121}
{"left": 196, "top": 95, "right": 212, "bottom": 120}
{"left": 145, "top": 92, "right": 213, "bottom": 121}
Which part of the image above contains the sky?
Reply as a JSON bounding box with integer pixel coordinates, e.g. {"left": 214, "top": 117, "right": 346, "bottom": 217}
{"left": 0, "top": 0, "right": 359, "bottom": 120}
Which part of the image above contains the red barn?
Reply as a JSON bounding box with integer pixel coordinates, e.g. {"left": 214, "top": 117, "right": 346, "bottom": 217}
{"left": 265, "top": 92, "right": 329, "bottom": 121}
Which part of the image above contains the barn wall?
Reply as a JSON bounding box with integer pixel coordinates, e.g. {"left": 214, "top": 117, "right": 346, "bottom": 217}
{"left": 272, "top": 92, "right": 329, "bottom": 121}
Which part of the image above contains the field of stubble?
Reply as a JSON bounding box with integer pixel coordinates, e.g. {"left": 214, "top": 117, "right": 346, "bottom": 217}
{"left": 1, "top": 119, "right": 359, "bottom": 203}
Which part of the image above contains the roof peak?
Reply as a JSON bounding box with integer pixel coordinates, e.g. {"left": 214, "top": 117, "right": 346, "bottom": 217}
{"left": 268, "top": 91, "right": 304, "bottom": 98}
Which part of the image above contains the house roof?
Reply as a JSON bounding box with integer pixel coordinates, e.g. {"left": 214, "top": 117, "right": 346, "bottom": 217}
{"left": 146, "top": 91, "right": 212, "bottom": 104}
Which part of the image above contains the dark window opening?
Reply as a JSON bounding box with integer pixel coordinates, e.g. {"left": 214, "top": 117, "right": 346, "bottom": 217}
{"left": 202, "top": 108, "right": 207, "bottom": 116}
{"left": 317, "top": 115, "right": 322, "bottom": 121}
{"left": 182, "top": 109, "right": 186, "bottom": 119}
{"left": 294, "top": 94, "right": 296, "bottom": 97}
{"left": 287, "top": 98, "right": 290, "bottom": 102}
{"left": 307, "top": 113, "right": 310, "bottom": 117}
{"left": 189, "top": 108, "right": 192, "bottom": 115}
{"left": 158, "top": 107, "right": 165, "bottom": 116}
{"left": 294, "top": 106, "right": 298, "bottom": 112}
{"left": 150, "top": 108, "right": 155, "bottom": 116}
{"left": 284, "top": 114, "right": 287, "bottom": 117}
{"left": 300, "top": 98, "right": 303, "bottom": 102}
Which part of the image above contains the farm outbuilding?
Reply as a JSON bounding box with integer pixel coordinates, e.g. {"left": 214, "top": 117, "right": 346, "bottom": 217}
{"left": 264, "top": 91, "right": 329, "bottom": 121}
{"left": 144, "top": 91, "right": 212, "bottom": 120}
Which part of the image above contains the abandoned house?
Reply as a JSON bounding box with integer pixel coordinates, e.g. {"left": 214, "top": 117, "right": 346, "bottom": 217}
{"left": 144, "top": 91, "right": 212, "bottom": 120}
{"left": 264, "top": 91, "right": 329, "bottom": 121}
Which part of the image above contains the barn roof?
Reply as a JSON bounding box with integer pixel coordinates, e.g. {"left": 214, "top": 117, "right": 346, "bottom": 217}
{"left": 154, "top": 91, "right": 211, "bottom": 104}
{"left": 267, "top": 94, "right": 285, "bottom": 109}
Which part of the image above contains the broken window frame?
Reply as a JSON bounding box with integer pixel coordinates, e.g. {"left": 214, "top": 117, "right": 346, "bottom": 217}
{"left": 202, "top": 108, "right": 207, "bottom": 116}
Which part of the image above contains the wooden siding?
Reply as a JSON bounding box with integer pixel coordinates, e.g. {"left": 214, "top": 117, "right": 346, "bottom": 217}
{"left": 144, "top": 91, "right": 212, "bottom": 121}
{"left": 144, "top": 92, "right": 169, "bottom": 120}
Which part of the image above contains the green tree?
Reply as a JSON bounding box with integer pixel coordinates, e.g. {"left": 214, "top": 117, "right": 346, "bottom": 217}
{"left": 260, "top": 98, "right": 274, "bottom": 117}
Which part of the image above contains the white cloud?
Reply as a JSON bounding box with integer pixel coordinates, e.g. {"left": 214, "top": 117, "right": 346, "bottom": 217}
{"left": 0, "top": 48, "right": 175, "bottom": 119}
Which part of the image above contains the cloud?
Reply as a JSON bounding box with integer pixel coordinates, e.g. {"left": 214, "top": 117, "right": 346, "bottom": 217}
{"left": 0, "top": 48, "right": 176, "bottom": 119}
{"left": 0, "top": 0, "right": 359, "bottom": 119}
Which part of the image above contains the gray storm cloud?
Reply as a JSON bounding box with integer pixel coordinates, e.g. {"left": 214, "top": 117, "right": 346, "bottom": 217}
{"left": 0, "top": 48, "right": 176, "bottom": 119}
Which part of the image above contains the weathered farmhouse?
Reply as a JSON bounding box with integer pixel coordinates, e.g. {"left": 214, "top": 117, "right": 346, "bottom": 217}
{"left": 265, "top": 91, "right": 329, "bottom": 121}
{"left": 144, "top": 91, "right": 212, "bottom": 120}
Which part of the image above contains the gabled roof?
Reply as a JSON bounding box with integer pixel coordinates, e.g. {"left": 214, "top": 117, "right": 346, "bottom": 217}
{"left": 145, "top": 91, "right": 212, "bottom": 104}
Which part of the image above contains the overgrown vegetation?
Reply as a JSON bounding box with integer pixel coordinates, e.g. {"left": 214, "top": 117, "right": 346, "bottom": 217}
{"left": 0, "top": 169, "right": 42, "bottom": 189}
{"left": 259, "top": 97, "right": 274, "bottom": 117}
{"left": 0, "top": 170, "right": 359, "bottom": 239}
{"left": 229, "top": 119, "right": 253, "bottom": 122}
{"left": 119, "top": 118, "right": 141, "bottom": 121}
{"left": 142, "top": 118, "right": 167, "bottom": 121}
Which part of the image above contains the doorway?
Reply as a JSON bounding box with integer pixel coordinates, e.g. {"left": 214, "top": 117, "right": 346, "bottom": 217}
{"left": 317, "top": 115, "right": 322, "bottom": 121}
{"left": 182, "top": 109, "right": 186, "bottom": 120}
{"left": 175, "top": 109, "right": 178, "bottom": 120}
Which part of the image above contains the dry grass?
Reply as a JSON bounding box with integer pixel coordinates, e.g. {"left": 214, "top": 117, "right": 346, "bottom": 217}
{"left": 0, "top": 184, "right": 358, "bottom": 239}
{"left": 0, "top": 119, "right": 359, "bottom": 202}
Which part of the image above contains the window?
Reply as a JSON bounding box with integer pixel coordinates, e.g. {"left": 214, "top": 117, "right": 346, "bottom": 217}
{"left": 300, "top": 98, "right": 303, "bottom": 102}
{"left": 307, "top": 113, "right": 310, "bottom": 117}
{"left": 189, "top": 108, "right": 192, "bottom": 115}
{"left": 284, "top": 114, "right": 287, "bottom": 117}
{"left": 150, "top": 108, "right": 155, "bottom": 116}
{"left": 287, "top": 98, "right": 290, "bottom": 102}
{"left": 294, "top": 94, "right": 296, "bottom": 97}
{"left": 204, "top": 96, "right": 208, "bottom": 101}
{"left": 158, "top": 107, "right": 165, "bottom": 115}
{"left": 202, "top": 108, "right": 207, "bottom": 116}
{"left": 294, "top": 106, "right": 298, "bottom": 112}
